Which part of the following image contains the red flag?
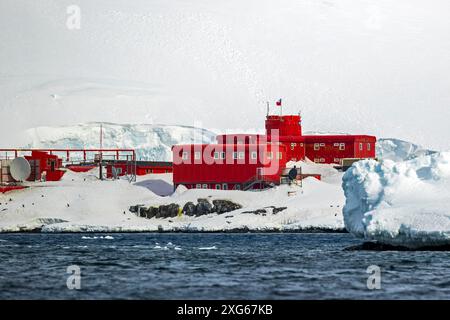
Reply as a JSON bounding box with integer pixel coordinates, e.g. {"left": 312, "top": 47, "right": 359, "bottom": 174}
{"left": 276, "top": 99, "right": 282, "bottom": 106}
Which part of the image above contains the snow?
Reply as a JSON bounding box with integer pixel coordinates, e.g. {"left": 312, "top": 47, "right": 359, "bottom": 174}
{"left": 342, "top": 152, "right": 450, "bottom": 248}
{"left": 25, "top": 122, "right": 216, "bottom": 161}
{"left": 0, "top": 164, "right": 345, "bottom": 233}
{"left": 376, "top": 138, "right": 437, "bottom": 162}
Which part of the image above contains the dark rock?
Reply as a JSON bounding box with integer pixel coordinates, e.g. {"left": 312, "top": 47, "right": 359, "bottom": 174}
{"left": 345, "top": 241, "right": 450, "bottom": 251}
{"left": 195, "top": 198, "right": 213, "bottom": 216}
{"left": 242, "top": 209, "right": 267, "bottom": 215}
{"left": 183, "top": 202, "right": 197, "bottom": 216}
{"left": 158, "top": 203, "right": 180, "bottom": 218}
{"left": 225, "top": 215, "right": 234, "bottom": 219}
{"left": 129, "top": 205, "right": 141, "bottom": 214}
{"left": 272, "top": 207, "right": 287, "bottom": 214}
{"left": 146, "top": 206, "right": 159, "bottom": 219}
{"left": 212, "top": 199, "right": 242, "bottom": 214}
{"left": 138, "top": 207, "right": 148, "bottom": 218}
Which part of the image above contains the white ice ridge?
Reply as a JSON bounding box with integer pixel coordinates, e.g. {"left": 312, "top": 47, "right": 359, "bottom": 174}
{"left": 342, "top": 152, "right": 450, "bottom": 248}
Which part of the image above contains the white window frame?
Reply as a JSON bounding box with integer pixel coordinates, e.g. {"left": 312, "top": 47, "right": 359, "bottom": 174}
{"left": 367, "top": 143, "right": 371, "bottom": 151}
{"left": 267, "top": 152, "right": 273, "bottom": 160}
{"left": 339, "top": 143, "right": 345, "bottom": 151}
{"left": 359, "top": 143, "right": 363, "bottom": 151}
{"left": 276, "top": 152, "right": 282, "bottom": 160}
{"left": 215, "top": 184, "right": 221, "bottom": 190}
{"left": 196, "top": 184, "right": 201, "bottom": 189}
{"left": 220, "top": 152, "right": 226, "bottom": 159}
{"left": 202, "top": 184, "right": 208, "bottom": 189}
{"left": 314, "top": 143, "right": 320, "bottom": 150}
{"left": 235, "top": 184, "right": 241, "bottom": 190}
{"left": 251, "top": 151, "right": 257, "bottom": 160}
{"left": 213, "top": 152, "right": 220, "bottom": 159}
{"left": 232, "top": 152, "right": 238, "bottom": 159}
{"left": 238, "top": 152, "right": 245, "bottom": 160}
{"left": 182, "top": 152, "right": 189, "bottom": 160}
{"left": 222, "top": 183, "right": 228, "bottom": 190}
{"left": 194, "top": 151, "right": 201, "bottom": 160}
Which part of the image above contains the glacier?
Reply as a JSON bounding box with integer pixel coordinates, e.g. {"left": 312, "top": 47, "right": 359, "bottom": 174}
{"left": 25, "top": 122, "right": 216, "bottom": 161}
{"left": 342, "top": 152, "right": 450, "bottom": 248}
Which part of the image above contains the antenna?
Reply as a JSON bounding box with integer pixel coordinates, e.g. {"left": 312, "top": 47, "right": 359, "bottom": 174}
{"left": 266, "top": 101, "right": 269, "bottom": 116}
{"left": 99, "top": 123, "right": 103, "bottom": 180}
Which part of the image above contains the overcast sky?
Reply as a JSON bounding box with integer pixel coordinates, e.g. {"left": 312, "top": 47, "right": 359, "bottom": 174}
{"left": 0, "top": 0, "right": 449, "bottom": 150}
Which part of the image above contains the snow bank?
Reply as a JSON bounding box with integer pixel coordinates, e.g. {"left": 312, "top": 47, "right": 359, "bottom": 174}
{"left": 0, "top": 168, "right": 345, "bottom": 233}
{"left": 342, "top": 152, "right": 450, "bottom": 248}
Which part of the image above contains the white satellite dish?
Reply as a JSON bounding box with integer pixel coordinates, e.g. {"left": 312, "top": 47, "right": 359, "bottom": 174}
{"left": 10, "top": 157, "right": 31, "bottom": 182}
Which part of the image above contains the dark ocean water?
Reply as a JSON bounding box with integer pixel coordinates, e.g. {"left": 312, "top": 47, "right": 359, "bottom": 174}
{"left": 0, "top": 233, "right": 450, "bottom": 299}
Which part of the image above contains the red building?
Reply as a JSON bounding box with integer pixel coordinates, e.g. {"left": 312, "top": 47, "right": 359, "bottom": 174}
{"left": 24, "top": 150, "right": 65, "bottom": 181}
{"left": 172, "top": 143, "right": 287, "bottom": 190}
{"left": 172, "top": 113, "right": 376, "bottom": 190}
{"left": 106, "top": 161, "right": 172, "bottom": 179}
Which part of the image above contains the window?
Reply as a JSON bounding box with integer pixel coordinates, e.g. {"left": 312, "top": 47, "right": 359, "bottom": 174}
{"left": 359, "top": 143, "right": 363, "bottom": 151}
{"left": 290, "top": 143, "right": 296, "bottom": 150}
{"left": 220, "top": 152, "right": 226, "bottom": 159}
{"left": 165, "top": 169, "right": 169, "bottom": 173}
{"left": 320, "top": 143, "right": 325, "bottom": 147}
{"left": 196, "top": 184, "right": 201, "bottom": 189}
{"left": 320, "top": 158, "right": 325, "bottom": 163}
{"left": 235, "top": 184, "right": 241, "bottom": 190}
{"left": 314, "top": 158, "right": 319, "bottom": 163}
{"left": 300, "top": 143, "right": 304, "bottom": 147}
{"left": 334, "top": 158, "right": 340, "bottom": 163}
{"left": 182, "top": 152, "right": 188, "bottom": 160}
{"left": 276, "top": 152, "right": 283, "bottom": 160}
{"left": 222, "top": 183, "right": 228, "bottom": 190}
{"left": 215, "top": 184, "right": 221, "bottom": 190}
{"left": 334, "top": 143, "right": 340, "bottom": 147}
{"left": 314, "top": 143, "right": 320, "bottom": 151}
{"left": 251, "top": 151, "right": 257, "bottom": 160}
{"left": 202, "top": 184, "right": 208, "bottom": 189}
{"left": 367, "top": 143, "right": 371, "bottom": 151}
{"left": 213, "top": 152, "right": 219, "bottom": 159}
{"left": 238, "top": 152, "right": 245, "bottom": 160}
{"left": 194, "top": 152, "right": 201, "bottom": 160}
{"left": 267, "top": 152, "right": 273, "bottom": 159}
{"left": 232, "top": 152, "right": 238, "bottom": 159}
{"left": 339, "top": 143, "right": 345, "bottom": 150}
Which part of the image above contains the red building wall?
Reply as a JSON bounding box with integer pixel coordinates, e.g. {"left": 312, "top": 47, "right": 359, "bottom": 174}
{"left": 172, "top": 143, "right": 287, "bottom": 190}
{"left": 303, "top": 135, "right": 376, "bottom": 164}
{"left": 106, "top": 161, "right": 172, "bottom": 178}
{"left": 25, "top": 150, "right": 65, "bottom": 181}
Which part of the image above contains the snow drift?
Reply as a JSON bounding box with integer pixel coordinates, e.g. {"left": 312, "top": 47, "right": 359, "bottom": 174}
{"left": 0, "top": 163, "right": 345, "bottom": 233}
{"left": 342, "top": 152, "right": 450, "bottom": 248}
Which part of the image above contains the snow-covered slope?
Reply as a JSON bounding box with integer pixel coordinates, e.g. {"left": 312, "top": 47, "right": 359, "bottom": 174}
{"left": 25, "top": 122, "right": 216, "bottom": 161}
{"left": 342, "top": 152, "right": 450, "bottom": 248}
{"left": 376, "top": 138, "right": 436, "bottom": 162}
{"left": 1, "top": 0, "right": 450, "bottom": 151}
{"left": 0, "top": 167, "right": 345, "bottom": 233}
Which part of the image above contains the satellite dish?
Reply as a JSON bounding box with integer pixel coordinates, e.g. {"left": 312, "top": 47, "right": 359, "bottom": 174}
{"left": 10, "top": 157, "right": 31, "bottom": 182}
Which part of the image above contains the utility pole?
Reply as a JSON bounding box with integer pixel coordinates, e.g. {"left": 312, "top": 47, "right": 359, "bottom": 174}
{"left": 266, "top": 101, "right": 269, "bottom": 116}
{"left": 99, "top": 123, "right": 103, "bottom": 180}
